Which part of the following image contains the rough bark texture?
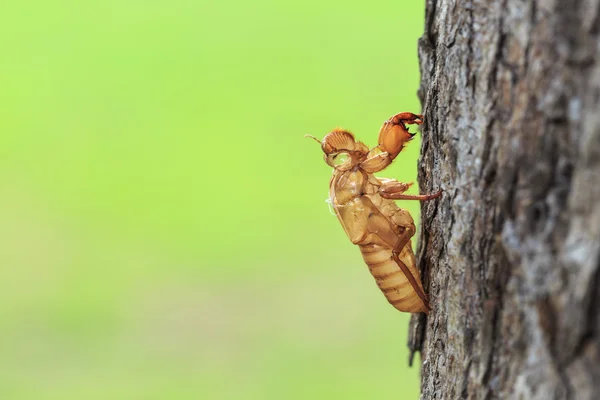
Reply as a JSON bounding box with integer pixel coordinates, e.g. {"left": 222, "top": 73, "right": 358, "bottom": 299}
{"left": 410, "top": 0, "right": 600, "bottom": 399}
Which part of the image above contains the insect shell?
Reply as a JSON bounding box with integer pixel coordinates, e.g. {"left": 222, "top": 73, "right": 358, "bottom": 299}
{"left": 307, "top": 113, "right": 441, "bottom": 313}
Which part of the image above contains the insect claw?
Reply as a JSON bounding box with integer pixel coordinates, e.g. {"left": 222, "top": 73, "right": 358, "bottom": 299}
{"left": 378, "top": 113, "right": 424, "bottom": 160}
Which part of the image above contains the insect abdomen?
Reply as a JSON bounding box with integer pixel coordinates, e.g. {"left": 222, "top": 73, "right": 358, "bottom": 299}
{"left": 359, "top": 245, "right": 429, "bottom": 313}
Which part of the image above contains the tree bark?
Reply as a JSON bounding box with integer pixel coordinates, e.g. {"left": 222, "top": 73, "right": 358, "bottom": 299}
{"left": 410, "top": 0, "right": 600, "bottom": 399}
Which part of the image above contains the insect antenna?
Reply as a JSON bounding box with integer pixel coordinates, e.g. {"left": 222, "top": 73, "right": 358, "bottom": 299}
{"left": 304, "top": 134, "right": 322, "bottom": 144}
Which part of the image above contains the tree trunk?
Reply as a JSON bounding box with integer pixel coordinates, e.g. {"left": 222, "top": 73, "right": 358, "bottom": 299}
{"left": 409, "top": 0, "right": 600, "bottom": 398}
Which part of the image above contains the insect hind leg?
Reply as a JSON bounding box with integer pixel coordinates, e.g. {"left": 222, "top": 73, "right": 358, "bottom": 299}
{"left": 366, "top": 223, "right": 430, "bottom": 312}
{"left": 387, "top": 209, "right": 430, "bottom": 310}
{"left": 390, "top": 230, "right": 430, "bottom": 311}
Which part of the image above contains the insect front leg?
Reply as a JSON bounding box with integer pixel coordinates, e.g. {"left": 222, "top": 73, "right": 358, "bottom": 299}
{"left": 359, "top": 113, "right": 425, "bottom": 174}
{"left": 378, "top": 112, "right": 423, "bottom": 160}
{"left": 359, "top": 152, "right": 394, "bottom": 174}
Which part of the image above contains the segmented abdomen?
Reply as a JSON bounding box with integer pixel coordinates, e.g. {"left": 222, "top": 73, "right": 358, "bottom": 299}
{"left": 359, "top": 244, "right": 429, "bottom": 313}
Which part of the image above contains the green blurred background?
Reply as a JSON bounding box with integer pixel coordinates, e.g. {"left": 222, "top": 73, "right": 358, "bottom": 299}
{"left": 0, "top": 1, "right": 426, "bottom": 399}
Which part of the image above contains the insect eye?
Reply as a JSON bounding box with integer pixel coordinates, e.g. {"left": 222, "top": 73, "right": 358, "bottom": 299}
{"left": 332, "top": 152, "right": 349, "bottom": 166}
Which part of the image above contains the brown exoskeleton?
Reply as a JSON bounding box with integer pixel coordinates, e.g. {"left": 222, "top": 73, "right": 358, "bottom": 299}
{"left": 307, "top": 112, "right": 441, "bottom": 313}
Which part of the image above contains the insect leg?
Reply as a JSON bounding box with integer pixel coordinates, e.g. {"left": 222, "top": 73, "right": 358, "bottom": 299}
{"left": 387, "top": 112, "right": 424, "bottom": 125}
{"left": 378, "top": 179, "right": 442, "bottom": 201}
{"left": 382, "top": 191, "right": 443, "bottom": 201}
{"left": 366, "top": 214, "right": 430, "bottom": 312}
{"left": 359, "top": 152, "right": 394, "bottom": 173}
{"left": 390, "top": 227, "right": 431, "bottom": 311}
{"left": 360, "top": 113, "right": 425, "bottom": 174}
{"left": 377, "top": 178, "right": 413, "bottom": 196}
{"left": 377, "top": 112, "right": 424, "bottom": 160}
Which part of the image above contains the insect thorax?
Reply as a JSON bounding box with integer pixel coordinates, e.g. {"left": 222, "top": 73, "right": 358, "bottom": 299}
{"left": 332, "top": 169, "right": 368, "bottom": 203}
